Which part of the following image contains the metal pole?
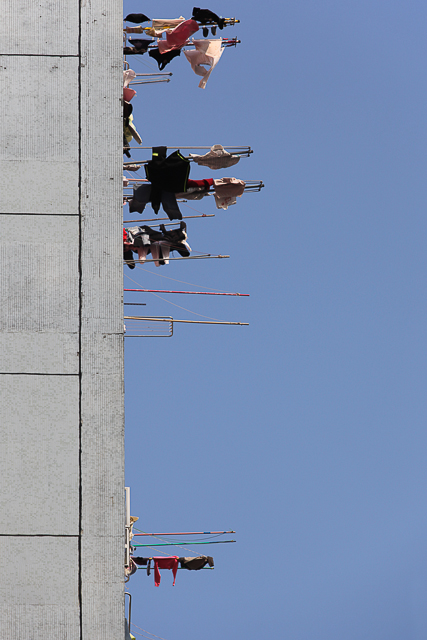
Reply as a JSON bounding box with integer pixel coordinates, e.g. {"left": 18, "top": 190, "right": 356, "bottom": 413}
{"left": 134, "top": 146, "right": 251, "bottom": 150}
{"left": 134, "top": 72, "right": 173, "bottom": 77}
{"left": 124, "top": 289, "right": 249, "bottom": 297}
{"left": 124, "top": 254, "right": 230, "bottom": 264}
{"left": 123, "top": 214, "right": 215, "bottom": 224}
{"left": 129, "top": 79, "right": 170, "bottom": 85}
{"left": 133, "top": 540, "right": 236, "bottom": 547}
{"left": 124, "top": 316, "right": 249, "bottom": 326}
{"left": 133, "top": 530, "right": 235, "bottom": 536}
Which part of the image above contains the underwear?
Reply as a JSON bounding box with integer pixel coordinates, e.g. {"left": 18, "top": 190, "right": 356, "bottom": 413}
{"left": 148, "top": 47, "right": 181, "bottom": 70}
{"left": 124, "top": 13, "right": 150, "bottom": 23}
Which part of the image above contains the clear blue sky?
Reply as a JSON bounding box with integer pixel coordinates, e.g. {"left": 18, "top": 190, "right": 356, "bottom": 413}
{"left": 123, "top": 2, "right": 427, "bottom": 639}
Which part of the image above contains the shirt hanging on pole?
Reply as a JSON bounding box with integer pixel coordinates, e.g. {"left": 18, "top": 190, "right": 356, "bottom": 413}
{"left": 184, "top": 39, "right": 224, "bottom": 89}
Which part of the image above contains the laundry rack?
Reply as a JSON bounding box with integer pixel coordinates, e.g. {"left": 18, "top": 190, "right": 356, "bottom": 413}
{"left": 122, "top": 145, "right": 264, "bottom": 198}
{"left": 123, "top": 145, "right": 253, "bottom": 158}
{"left": 123, "top": 19, "right": 241, "bottom": 74}
{"left": 123, "top": 181, "right": 265, "bottom": 201}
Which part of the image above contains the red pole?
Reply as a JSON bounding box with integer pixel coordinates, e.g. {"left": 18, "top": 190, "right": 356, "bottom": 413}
{"left": 124, "top": 288, "right": 249, "bottom": 297}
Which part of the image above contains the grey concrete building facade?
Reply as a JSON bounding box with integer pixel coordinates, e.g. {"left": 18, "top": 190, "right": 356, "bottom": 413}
{"left": 0, "top": 1, "right": 124, "bottom": 638}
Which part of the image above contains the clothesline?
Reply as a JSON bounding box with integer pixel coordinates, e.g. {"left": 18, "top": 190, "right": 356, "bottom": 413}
{"left": 123, "top": 180, "right": 264, "bottom": 193}
{"left": 123, "top": 181, "right": 264, "bottom": 189}
{"left": 127, "top": 145, "right": 252, "bottom": 151}
{"left": 128, "top": 72, "right": 172, "bottom": 77}
{"left": 137, "top": 567, "right": 214, "bottom": 570}
{"left": 129, "top": 78, "right": 171, "bottom": 85}
{"left": 133, "top": 530, "right": 235, "bottom": 536}
{"left": 124, "top": 254, "right": 230, "bottom": 264}
{"left": 124, "top": 289, "right": 249, "bottom": 297}
{"left": 126, "top": 38, "right": 241, "bottom": 51}
{"left": 123, "top": 214, "right": 215, "bottom": 223}
{"left": 124, "top": 17, "right": 241, "bottom": 28}
{"left": 124, "top": 317, "right": 248, "bottom": 326}
{"left": 123, "top": 151, "right": 253, "bottom": 165}
{"left": 133, "top": 540, "right": 236, "bottom": 547}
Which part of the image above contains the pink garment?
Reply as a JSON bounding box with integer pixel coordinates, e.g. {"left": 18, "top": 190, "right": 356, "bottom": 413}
{"left": 123, "top": 87, "right": 136, "bottom": 102}
{"left": 213, "top": 177, "right": 246, "bottom": 210}
{"left": 123, "top": 69, "right": 136, "bottom": 88}
{"left": 157, "top": 19, "right": 199, "bottom": 54}
{"left": 151, "top": 242, "right": 171, "bottom": 267}
{"left": 184, "top": 39, "right": 223, "bottom": 89}
{"left": 153, "top": 556, "right": 179, "bottom": 586}
{"left": 136, "top": 246, "right": 149, "bottom": 262}
{"left": 189, "top": 145, "right": 240, "bottom": 169}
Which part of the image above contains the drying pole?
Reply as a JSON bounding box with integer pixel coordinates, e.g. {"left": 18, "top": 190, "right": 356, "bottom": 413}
{"left": 133, "top": 530, "right": 236, "bottom": 536}
{"left": 124, "top": 316, "right": 248, "bottom": 326}
{"left": 133, "top": 540, "right": 236, "bottom": 547}
{"left": 124, "top": 289, "right": 249, "bottom": 297}
{"left": 124, "top": 254, "right": 230, "bottom": 264}
{"left": 123, "top": 214, "right": 215, "bottom": 223}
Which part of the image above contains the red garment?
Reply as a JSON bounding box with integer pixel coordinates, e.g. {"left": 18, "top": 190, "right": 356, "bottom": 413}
{"left": 153, "top": 556, "right": 179, "bottom": 587}
{"left": 157, "top": 19, "right": 199, "bottom": 54}
{"left": 186, "top": 178, "right": 214, "bottom": 189}
{"left": 123, "top": 87, "right": 136, "bottom": 102}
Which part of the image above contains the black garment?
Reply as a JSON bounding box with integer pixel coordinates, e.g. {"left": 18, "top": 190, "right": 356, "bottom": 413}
{"left": 145, "top": 149, "right": 190, "bottom": 214}
{"left": 123, "top": 47, "right": 142, "bottom": 56}
{"left": 132, "top": 225, "right": 164, "bottom": 243}
{"left": 124, "top": 222, "right": 190, "bottom": 268}
{"left": 148, "top": 47, "right": 181, "bottom": 70}
{"left": 123, "top": 134, "right": 131, "bottom": 158}
{"left": 129, "top": 183, "right": 182, "bottom": 220}
{"left": 123, "top": 101, "right": 133, "bottom": 120}
{"left": 132, "top": 557, "right": 152, "bottom": 575}
{"left": 124, "top": 13, "right": 150, "bottom": 23}
{"left": 192, "top": 7, "right": 225, "bottom": 29}
{"left": 152, "top": 146, "right": 167, "bottom": 161}
{"left": 129, "top": 38, "right": 153, "bottom": 50}
{"left": 124, "top": 38, "right": 153, "bottom": 55}
{"left": 160, "top": 221, "right": 190, "bottom": 257}
{"left": 179, "top": 556, "right": 214, "bottom": 570}
{"left": 123, "top": 248, "right": 135, "bottom": 268}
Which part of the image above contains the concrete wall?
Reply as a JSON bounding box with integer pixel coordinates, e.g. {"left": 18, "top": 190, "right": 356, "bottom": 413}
{"left": 0, "top": 1, "right": 124, "bottom": 638}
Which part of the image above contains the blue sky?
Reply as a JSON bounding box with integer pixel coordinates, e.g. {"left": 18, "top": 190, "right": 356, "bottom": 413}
{"left": 123, "top": 2, "right": 427, "bottom": 639}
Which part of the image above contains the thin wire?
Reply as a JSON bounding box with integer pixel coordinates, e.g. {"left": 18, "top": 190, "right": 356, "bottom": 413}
{"left": 133, "top": 539, "right": 200, "bottom": 555}
{"left": 132, "top": 624, "right": 169, "bottom": 640}
{"left": 129, "top": 55, "right": 159, "bottom": 73}
{"left": 148, "top": 291, "right": 223, "bottom": 321}
{"left": 126, "top": 267, "right": 225, "bottom": 320}
{"left": 133, "top": 528, "right": 225, "bottom": 542}
{"left": 124, "top": 271, "right": 155, "bottom": 289}
{"left": 133, "top": 528, "right": 210, "bottom": 553}
{"left": 131, "top": 630, "right": 165, "bottom": 640}
{"left": 128, "top": 266, "right": 237, "bottom": 294}
{"left": 135, "top": 545, "right": 170, "bottom": 556}
{"left": 124, "top": 169, "right": 145, "bottom": 179}
{"left": 181, "top": 202, "right": 211, "bottom": 215}
{"left": 153, "top": 533, "right": 222, "bottom": 543}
